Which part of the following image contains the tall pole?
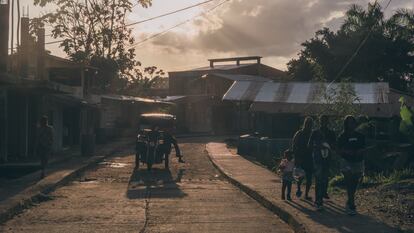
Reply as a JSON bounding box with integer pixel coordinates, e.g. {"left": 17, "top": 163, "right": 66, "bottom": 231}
{"left": 16, "top": 0, "right": 19, "bottom": 47}
{"left": 10, "top": 0, "right": 14, "bottom": 55}
{"left": 0, "top": 0, "right": 9, "bottom": 72}
{"left": 20, "top": 16, "right": 29, "bottom": 78}
{"left": 36, "top": 27, "right": 45, "bottom": 80}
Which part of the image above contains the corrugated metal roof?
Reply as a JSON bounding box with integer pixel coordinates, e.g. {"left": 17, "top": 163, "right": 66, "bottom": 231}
{"left": 100, "top": 94, "right": 172, "bottom": 104}
{"left": 155, "top": 96, "right": 186, "bottom": 102}
{"left": 223, "top": 81, "right": 389, "bottom": 104}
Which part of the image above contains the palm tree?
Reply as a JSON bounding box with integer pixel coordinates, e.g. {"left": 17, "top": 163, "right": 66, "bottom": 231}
{"left": 341, "top": 3, "right": 385, "bottom": 34}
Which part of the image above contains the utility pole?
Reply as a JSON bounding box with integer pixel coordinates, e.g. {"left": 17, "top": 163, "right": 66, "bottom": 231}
{"left": 20, "top": 15, "right": 29, "bottom": 78}
{"left": 0, "top": 0, "right": 9, "bottom": 72}
{"left": 10, "top": 0, "right": 14, "bottom": 56}
{"left": 16, "top": 0, "right": 20, "bottom": 47}
{"left": 36, "top": 27, "right": 45, "bottom": 80}
{"left": 0, "top": 0, "right": 9, "bottom": 162}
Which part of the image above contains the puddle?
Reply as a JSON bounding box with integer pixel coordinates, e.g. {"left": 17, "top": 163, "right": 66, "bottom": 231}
{"left": 99, "top": 162, "right": 128, "bottom": 168}
{"left": 77, "top": 178, "right": 99, "bottom": 184}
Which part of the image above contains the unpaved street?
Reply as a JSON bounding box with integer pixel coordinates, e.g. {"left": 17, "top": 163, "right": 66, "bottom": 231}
{"left": 1, "top": 138, "right": 292, "bottom": 233}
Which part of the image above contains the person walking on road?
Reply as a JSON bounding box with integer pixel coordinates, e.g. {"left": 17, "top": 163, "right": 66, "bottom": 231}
{"left": 309, "top": 115, "right": 336, "bottom": 210}
{"left": 278, "top": 150, "right": 294, "bottom": 201}
{"left": 35, "top": 116, "right": 54, "bottom": 179}
{"left": 292, "top": 117, "right": 314, "bottom": 200}
{"left": 337, "top": 115, "right": 366, "bottom": 216}
{"left": 163, "top": 129, "right": 184, "bottom": 163}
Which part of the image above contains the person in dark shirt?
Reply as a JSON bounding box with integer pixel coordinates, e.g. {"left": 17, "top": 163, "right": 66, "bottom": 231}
{"left": 337, "top": 115, "right": 366, "bottom": 216}
{"left": 309, "top": 115, "right": 336, "bottom": 210}
{"left": 35, "top": 116, "right": 54, "bottom": 179}
{"left": 292, "top": 117, "right": 314, "bottom": 200}
{"left": 163, "top": 130, "right": 184, "bottom": 163}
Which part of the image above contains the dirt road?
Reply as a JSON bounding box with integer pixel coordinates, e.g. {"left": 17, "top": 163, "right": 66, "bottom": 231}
{"left": 1, "top": 138, "right": 292, "bottom": 233}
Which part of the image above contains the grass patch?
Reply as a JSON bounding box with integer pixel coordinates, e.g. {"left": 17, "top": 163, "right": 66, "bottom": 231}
{"left": 363, "top": 168, "right": 414, "bottom": 186}
{"left": 329, "top": 168, "right": 414, "bottom": 190}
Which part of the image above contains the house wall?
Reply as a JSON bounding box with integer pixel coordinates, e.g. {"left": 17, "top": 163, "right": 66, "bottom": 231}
{"left": 168, "top": 63, "right": 285, "bottom": 96}
{"left": 0, "top": 89, "right": 7, "bottom": 162}
{"left": 168, "top": 62, "right": 287, "bottom": 134}
{"left": 185, "top": 100, "right": 213, "bottom": 133}
{"left": 206, "top": 76, "right": 234, "bottom": 97}
{"left": 254, "top": 112, "right": 302, "bottom": 138}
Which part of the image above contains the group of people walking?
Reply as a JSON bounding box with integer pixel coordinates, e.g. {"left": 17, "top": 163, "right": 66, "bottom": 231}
{"left": 278, "top": 115, "right": 366, "bottom": 216}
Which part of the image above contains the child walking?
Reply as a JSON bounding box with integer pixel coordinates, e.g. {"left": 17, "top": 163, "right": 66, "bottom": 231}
{"left": 279, "top": 150, "right": 295, "bottom": 200}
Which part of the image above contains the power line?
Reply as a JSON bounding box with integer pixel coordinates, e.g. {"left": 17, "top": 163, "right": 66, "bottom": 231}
{"left": 126, "top": 0, "right": 217, "bottom": 27}
{"left": 327, "top": 0, "right": 392, "bottom": 87}
{"left": 128, "top": 0, "right": 230, "bottom": 48}
{"left": 43, "top": 0, "right": 218, "bottom": 37}
{"left": 45, "top": 0, "right": 222, "bottom": 46}
{"left": 300, "top": 0, "right": 393, "bottom": 114}
{"left": 45, "top": 39, "right": 65, "bottom": 45}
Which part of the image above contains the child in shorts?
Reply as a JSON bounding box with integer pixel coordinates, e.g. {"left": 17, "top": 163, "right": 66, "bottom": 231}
{"left": 279, "top": 150, "right": 295, "bottom": 200}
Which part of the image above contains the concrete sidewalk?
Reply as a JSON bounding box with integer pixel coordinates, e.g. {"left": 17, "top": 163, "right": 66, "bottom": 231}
{"left": 206, "top": 142, "right": 398, "bottom": 233}
{"left": 0, "top": 138, "right": 134, "bottom": 223}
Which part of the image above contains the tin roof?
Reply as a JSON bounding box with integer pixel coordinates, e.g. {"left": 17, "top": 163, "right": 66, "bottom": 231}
{"left": 223, "top": 81, "right": 389, "bottom": 104}
{"left": 100, "top": 94, "right": 173, "bottom": 105}
{"left": 140, "top": 113, "right": 176, "bottom": 119}
{"left": 224, "top": 81, "right": 392, "bottom": 117}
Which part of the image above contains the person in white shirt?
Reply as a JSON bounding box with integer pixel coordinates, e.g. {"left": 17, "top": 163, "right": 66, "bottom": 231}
{"left": 279, "top": 150, "right": 295, "bottom": 201}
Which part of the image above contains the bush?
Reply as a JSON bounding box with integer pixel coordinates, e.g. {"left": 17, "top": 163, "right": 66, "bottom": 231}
{"left": 330, "top": 169, "right": 414, "bottom": 189}
{"left": 363, "top": 168, "right": 414, "bottom": 185}
{"left": 329, "top": 174, "right": 346, "bottom": 187}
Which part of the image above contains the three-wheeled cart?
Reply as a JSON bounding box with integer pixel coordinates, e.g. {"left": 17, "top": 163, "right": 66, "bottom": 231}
{"left": 135, "top": 113, "right": 176, "bottom": 170}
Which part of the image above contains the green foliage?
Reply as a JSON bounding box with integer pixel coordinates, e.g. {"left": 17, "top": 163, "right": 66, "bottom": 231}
{"left": 329, "top": 174, "right": 346, "bottom": 188}
{"left": 33, "top": 0, "right": 158, "bottom": 93}
{"left": 317, "top": 80, "right": 361, "bottom": 133}
{"left": 329, "top": 169, "right": 414, "bottom": 189}
{"left": 121, "top": 66, "right": 167, "bottom": 96}
{"left": 288, "top": 3, "right": 414, "bottom": 92}
{"left": 399, "top": 97, "right": 414, "bottom": 142}
{"left": 363, "top": 168, "right": 414, "bottom": 185}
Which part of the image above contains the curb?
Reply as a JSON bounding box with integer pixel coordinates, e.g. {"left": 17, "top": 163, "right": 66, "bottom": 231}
{"left": 206, "top": 147, "right": 308, "bottom": 233}
{"left": 0, "top": 142, "right": 131, "bottom": 224}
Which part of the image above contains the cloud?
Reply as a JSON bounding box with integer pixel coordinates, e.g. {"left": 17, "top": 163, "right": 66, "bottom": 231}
{"left": 137, "top": 0, "right": 412, "bottom": 71}
{"left": 150, "top": 0, "right": 361, "bottom": 56}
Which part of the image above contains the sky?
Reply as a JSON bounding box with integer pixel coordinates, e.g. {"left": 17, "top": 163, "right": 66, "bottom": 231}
{"left": 9, "top": 0, "right": 414, "bottom": 73}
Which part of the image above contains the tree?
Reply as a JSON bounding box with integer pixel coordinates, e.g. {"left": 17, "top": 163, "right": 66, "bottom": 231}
{"left": 399, "top": 97, "right": 414, "bottom": 143}
{"left": 317, "top": 80, "right": 361, "bottom": 133}
{"left": 121, "top": 66, "right": 167, "bottom": 96}
{"left": 287, "top": 3, "right": 414, "bottom": 92}
{"left": 33, "top": 0, "right": 153, "bottom": 92}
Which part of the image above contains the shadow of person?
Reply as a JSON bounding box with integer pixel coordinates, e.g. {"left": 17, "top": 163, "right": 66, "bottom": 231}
{"left": 126, "top": 167, "right": 187, "bottom": 199}
{"left": 285, "top": 199, "right": 399, "bottom": 233}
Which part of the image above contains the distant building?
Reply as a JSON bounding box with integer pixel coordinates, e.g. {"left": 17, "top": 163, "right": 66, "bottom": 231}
{"left": 167, "top": 56, "right": 286, "bottom": 134}
{"left": 0, "top": 17, "right": 98, "bottom": 162}
{"left": 224, "top": 81, "right": 413, "bottom": 138}
{"left": 90, "top": 94, "right": 172, "bottom": 142}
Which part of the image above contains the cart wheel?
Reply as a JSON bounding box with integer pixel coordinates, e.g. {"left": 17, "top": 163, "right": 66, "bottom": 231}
{"left": 164, "top": 154, "right": 169, "bottom": 169}
{"left": 147, "top": 162, "right": 152, "bottom": 171}
{"left": 135, "top": 153, "right": 140, "bottom": 169}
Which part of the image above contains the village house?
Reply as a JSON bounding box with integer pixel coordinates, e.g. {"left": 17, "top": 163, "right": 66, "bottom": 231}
{"left": 0, "top": 15, "right": 175, "bottom": 162}
{"left": 91, "top": 94, "right": 173, "bottom": 143}
{"left": 223, "top": 81, "right": 403, "bottom": 138}
{"left": 0, "top": 16, "right": 98, "bottom": 163}
{"left": 167, "top": 56, "right": 287, "bottom": 133}
{"left": 167, "top": 55, "right": 413, "bottom": 138}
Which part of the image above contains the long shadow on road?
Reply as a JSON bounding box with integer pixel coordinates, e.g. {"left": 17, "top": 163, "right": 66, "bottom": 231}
{"left": 126, "top": 168, "right": 187, "bottom": 199}
{"left": 285, "top": 197, "right": 399, "bottom": 233}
